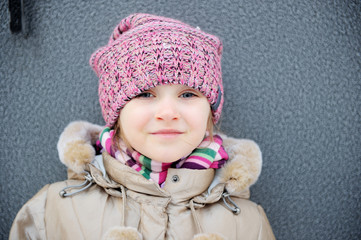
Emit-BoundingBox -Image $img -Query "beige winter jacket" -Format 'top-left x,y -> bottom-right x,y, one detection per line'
10,121 -> 275,240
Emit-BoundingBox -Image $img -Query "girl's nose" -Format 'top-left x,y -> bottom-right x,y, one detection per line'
155,99 -> 180,121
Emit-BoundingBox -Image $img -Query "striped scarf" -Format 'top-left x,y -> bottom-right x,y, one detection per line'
97,127 -> 229,185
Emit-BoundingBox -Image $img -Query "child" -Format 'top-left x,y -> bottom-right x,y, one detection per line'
10,13 -> 275,240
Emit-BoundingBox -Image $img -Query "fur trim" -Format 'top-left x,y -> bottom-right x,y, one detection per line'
219,134 -> 262,194
193,233 -> 226,240
102,226 -> 142,240
57,121 -> 103,173
57,121 -> 262,192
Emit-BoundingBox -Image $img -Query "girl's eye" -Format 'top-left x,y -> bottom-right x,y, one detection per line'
135,92 -> 154,98
180,92 -> 197,98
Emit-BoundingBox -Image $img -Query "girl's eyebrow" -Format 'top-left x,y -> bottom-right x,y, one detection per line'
179,86 -> 197,91
182,87 -> 201,94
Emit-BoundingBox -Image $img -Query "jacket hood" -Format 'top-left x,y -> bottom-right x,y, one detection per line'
57,121 -> 262,196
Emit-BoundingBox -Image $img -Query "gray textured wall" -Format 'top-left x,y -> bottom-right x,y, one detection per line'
1,1 -> 360,239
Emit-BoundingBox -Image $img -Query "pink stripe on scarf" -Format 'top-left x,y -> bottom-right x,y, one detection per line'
105,138 -> 113,155
186,156 -> 212,168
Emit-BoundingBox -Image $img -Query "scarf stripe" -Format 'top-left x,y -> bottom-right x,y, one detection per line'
183,157 -> 211,169
98,128 -> 229,185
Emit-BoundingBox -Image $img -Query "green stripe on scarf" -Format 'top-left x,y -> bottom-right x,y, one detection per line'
190,148 -> 217,159
100,127 -> 110,142
139,155 -> 152,169
140,165 -> 151,179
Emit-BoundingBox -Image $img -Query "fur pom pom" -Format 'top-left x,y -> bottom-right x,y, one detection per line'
103,226 -> 142,240
57,121 -> 103,173
193,233 -> 226,240
220,137 -> 262,194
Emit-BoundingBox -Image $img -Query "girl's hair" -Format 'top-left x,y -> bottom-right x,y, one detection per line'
112,117 -> 131,150
112,110 -> 215,152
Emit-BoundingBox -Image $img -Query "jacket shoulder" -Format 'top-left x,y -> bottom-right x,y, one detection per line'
233,199 -> 275,239
225,198 -> 275,239
256,204 -> 276,240
9,184 -> 50,240
199,199 -> 275,239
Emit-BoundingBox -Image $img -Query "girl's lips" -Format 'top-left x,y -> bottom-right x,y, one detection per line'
151,129 -> 183,134
151,129 -> 184,138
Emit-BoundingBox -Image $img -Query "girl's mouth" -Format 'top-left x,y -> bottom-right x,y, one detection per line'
151,129 -> 184,138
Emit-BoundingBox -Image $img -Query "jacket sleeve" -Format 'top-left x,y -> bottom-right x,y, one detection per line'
257,205 -> 276,240
9,184 -> 49,240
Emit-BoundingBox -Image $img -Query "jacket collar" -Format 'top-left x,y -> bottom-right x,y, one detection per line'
58,121 -> 263,198
99,152 -> 217,202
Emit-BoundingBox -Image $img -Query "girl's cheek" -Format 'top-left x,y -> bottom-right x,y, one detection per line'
187,102 -> 210,118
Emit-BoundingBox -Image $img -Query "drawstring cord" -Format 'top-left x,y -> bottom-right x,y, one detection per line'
189,200 -> 203,234
59,171 -> 94,197
58,165 -> 129,229
222,191 -> 240,215
189,191 -> 240,235
120,185 -> 126,226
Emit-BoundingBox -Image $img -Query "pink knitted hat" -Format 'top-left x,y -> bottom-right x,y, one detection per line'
90,13 -> 224,127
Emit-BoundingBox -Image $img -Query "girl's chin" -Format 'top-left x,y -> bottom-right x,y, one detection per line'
152,159 -> 178,164
150,155 -> 181,163
146,151 -> 193,163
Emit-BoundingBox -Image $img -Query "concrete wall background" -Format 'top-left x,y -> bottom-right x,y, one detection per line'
1,1 -> 360,239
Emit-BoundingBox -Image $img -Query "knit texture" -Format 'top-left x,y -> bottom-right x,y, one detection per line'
90,13 -> 223,127
98,127 -> 228,185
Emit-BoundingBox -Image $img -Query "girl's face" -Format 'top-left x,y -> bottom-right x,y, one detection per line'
118,84 -> 211,163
